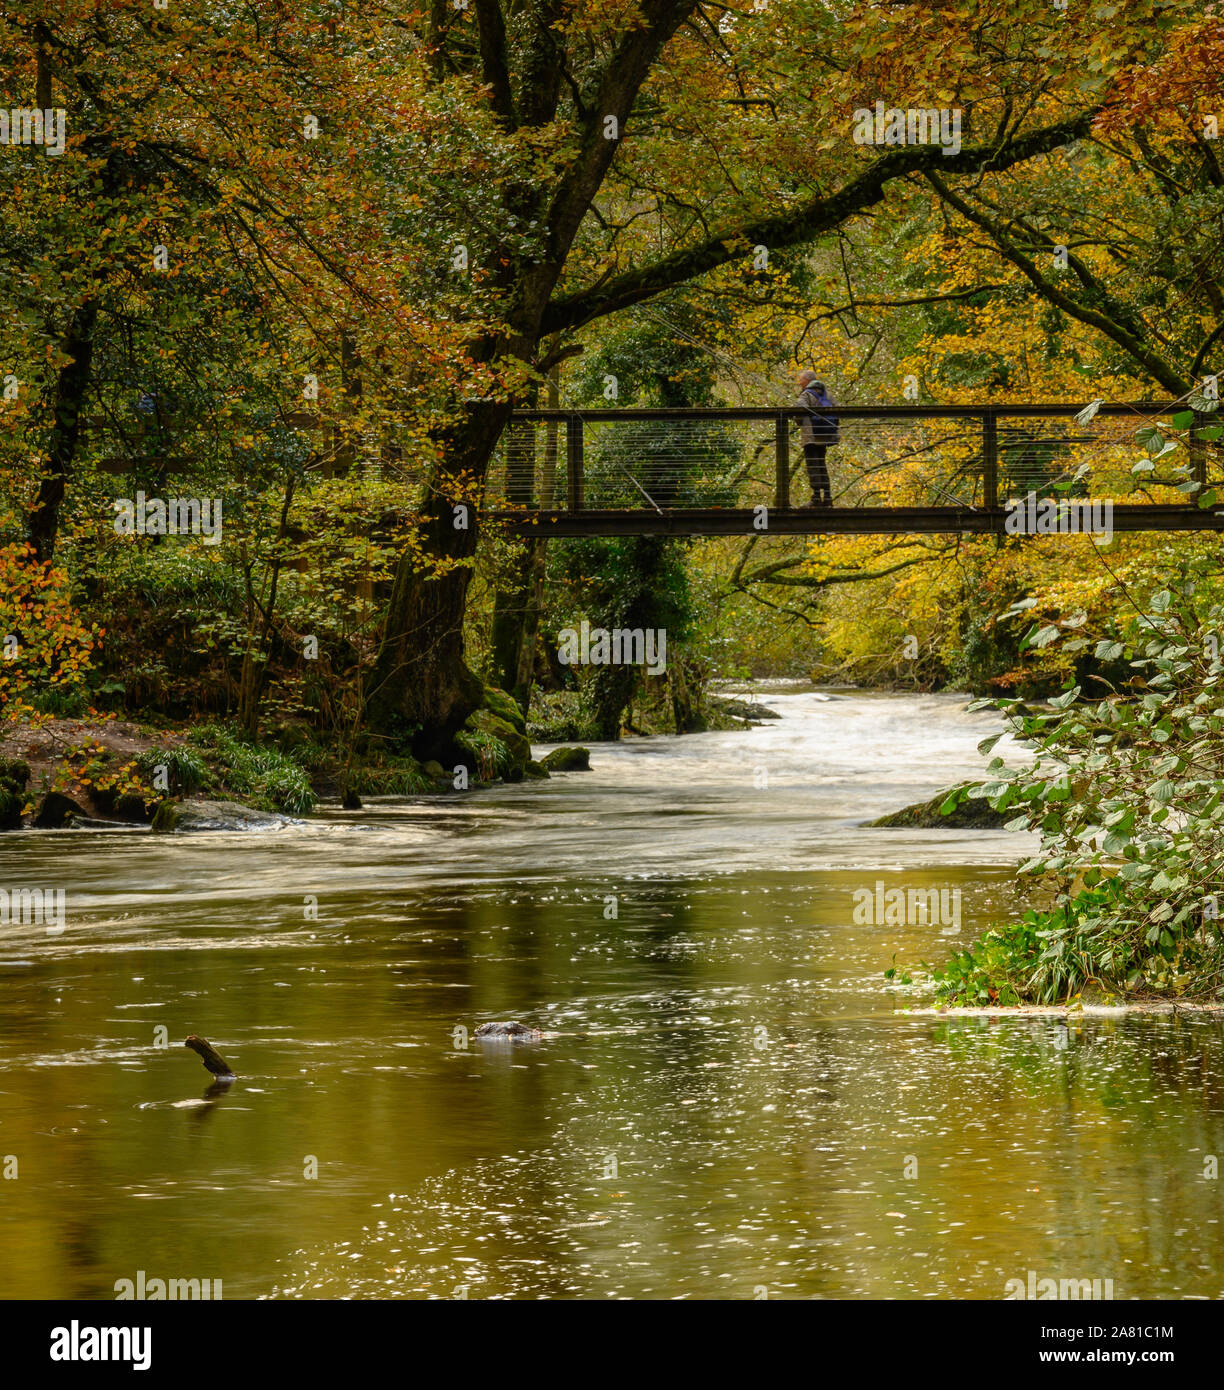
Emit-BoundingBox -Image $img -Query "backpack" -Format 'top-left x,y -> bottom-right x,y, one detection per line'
801,389 -> 840,446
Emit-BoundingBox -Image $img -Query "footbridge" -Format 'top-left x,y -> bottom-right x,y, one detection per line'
484,402 -> 1221,536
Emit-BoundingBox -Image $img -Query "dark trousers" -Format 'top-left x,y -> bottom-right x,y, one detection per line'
804,443 -> 831,506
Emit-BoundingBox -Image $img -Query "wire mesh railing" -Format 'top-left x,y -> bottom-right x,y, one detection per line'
486,403 -> 1202,516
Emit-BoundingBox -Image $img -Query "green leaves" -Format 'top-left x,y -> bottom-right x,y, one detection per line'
1026,623 -> 1063,650
1049,686 -> 1082,709
928,585 -> 1224,1005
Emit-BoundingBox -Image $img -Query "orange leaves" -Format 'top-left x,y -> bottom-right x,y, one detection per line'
0,546 -> 100,719
1094,14 -> 1224,135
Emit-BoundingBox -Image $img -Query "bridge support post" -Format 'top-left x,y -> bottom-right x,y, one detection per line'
775,412 -> 790,510
1192,409 -> 1208,495
567,414 -> 584,511
982,409 -> 999,519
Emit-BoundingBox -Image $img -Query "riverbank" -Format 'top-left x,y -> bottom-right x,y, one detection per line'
0,704 -> 589,828
0,717 -> 320,825
909,1001 -> 1224,1016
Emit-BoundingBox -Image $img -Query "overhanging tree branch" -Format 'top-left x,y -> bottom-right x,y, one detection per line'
542,0 -> 699,273
541,112 -> 1099,336
925,168 -> 1192,396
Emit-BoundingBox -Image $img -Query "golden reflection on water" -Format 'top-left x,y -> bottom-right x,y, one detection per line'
3,869 -> 1224,1300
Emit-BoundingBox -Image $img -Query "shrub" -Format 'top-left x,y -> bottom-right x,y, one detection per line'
929,586 -> 1224,1004
137,745 -> 212,794
187,723 -> 315,814
455,727 -> 511,781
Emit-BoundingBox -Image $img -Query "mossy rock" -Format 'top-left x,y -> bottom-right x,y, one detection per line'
33,791 -> 92,829
869,783 -> 1011,829
0,759 -> 30,830
541,745 -> 591,772
460,708 -> 530,783
347,755 -> 432,795
0,757 -> 31,790
481,684 -> 527,736
525,760 -> 550,780
710,697 -> 780,722
0,785 -> 23,831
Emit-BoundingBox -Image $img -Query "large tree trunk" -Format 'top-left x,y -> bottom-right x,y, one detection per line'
365,398 -> 513,759
362,0 -> 701,756
27,299 -> 98,564
513,537 -> 548,712
591,662 -> 637,740
489,388 -> 538,706
490,535 -> 550,718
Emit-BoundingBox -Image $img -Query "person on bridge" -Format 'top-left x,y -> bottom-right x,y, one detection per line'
797,371 -> 839,507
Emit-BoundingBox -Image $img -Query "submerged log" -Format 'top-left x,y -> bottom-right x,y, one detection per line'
185,1034 -> 235,1077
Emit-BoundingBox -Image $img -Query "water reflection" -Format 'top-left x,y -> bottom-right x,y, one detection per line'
0,693 -> 1220,1299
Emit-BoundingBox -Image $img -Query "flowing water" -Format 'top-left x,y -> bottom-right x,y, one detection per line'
3,689 -> 1224,1300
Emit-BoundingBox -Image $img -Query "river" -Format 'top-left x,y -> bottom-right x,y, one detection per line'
2,689 -> 1223,1300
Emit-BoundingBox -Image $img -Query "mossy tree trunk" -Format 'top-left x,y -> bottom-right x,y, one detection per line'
27,299 -> 99,565
365,396 -> 511,761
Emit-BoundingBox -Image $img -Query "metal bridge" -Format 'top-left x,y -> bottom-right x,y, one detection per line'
485,402 -> 1221,536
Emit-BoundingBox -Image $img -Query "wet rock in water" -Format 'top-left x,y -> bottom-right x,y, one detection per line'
474,1020 -> 543,1041
541,745 -> 591,772
525,760 -> 550,779
341,790 -> 363,810
32,791 -> 92,829
151,798 -> 295,833
869,783 -> 1012,829
710,697 -> 781,722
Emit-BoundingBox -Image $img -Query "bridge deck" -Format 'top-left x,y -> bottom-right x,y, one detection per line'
484,402 -> 1219,536
487,503 -> 1224,537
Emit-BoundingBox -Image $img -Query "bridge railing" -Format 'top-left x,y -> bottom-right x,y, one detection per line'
487,403 -> 1201,515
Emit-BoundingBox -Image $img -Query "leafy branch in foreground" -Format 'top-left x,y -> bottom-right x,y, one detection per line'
931,585 -> 1224,1005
